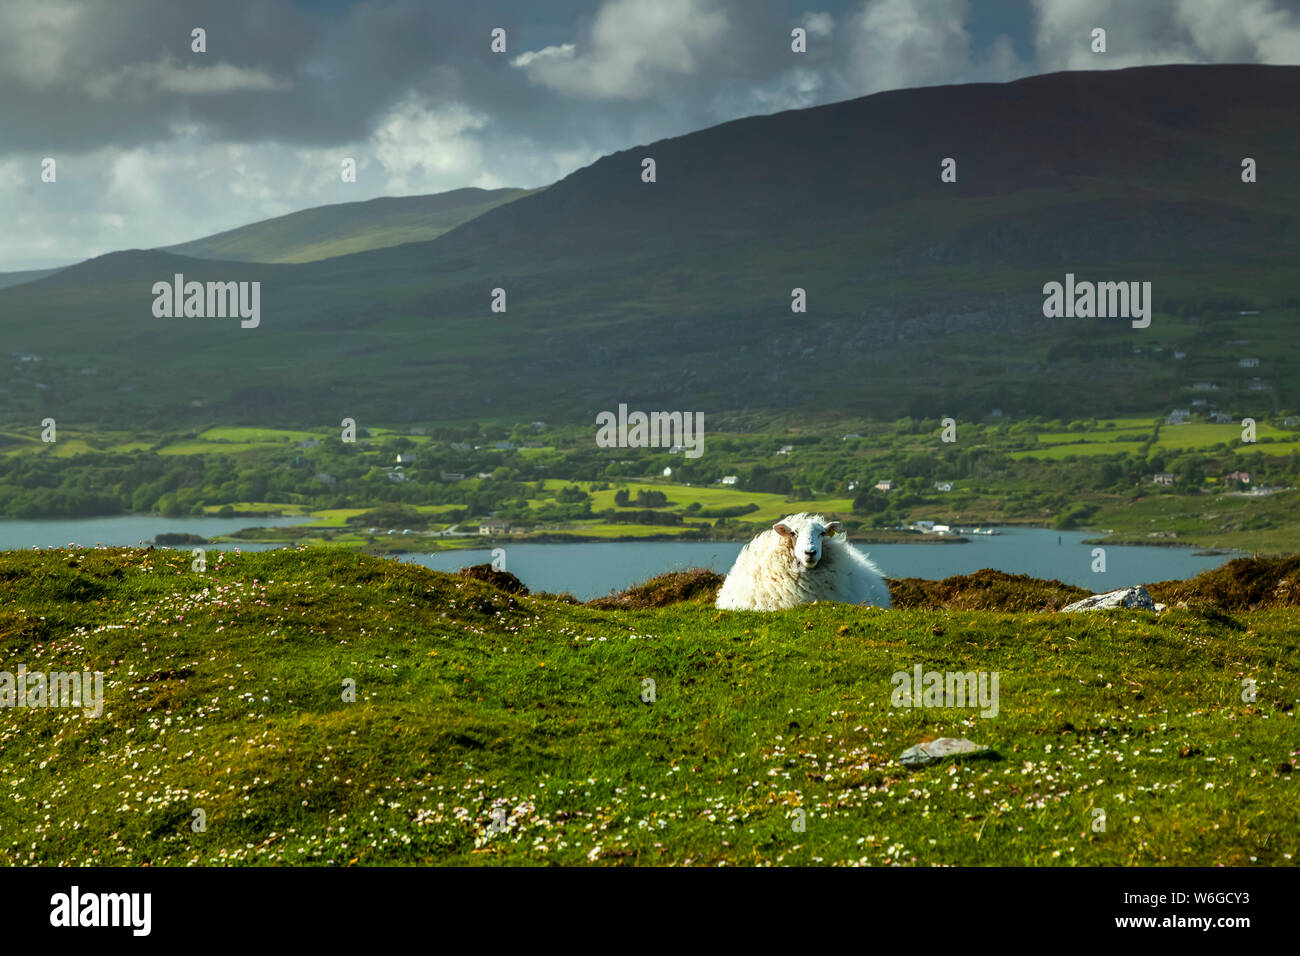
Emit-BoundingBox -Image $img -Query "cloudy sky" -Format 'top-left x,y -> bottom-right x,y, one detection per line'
2,0 -> 1299,270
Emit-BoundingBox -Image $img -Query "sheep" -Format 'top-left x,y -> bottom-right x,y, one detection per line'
715,512 -> 892,611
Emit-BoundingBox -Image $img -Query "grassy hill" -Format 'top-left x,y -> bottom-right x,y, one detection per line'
0,546 -> 1295,865
1,65 -> 1298,427
0,267 -> 61,291
159,187 -> 534,263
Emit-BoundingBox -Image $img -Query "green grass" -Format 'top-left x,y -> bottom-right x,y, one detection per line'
541,479 -> 853,522
198,427 -> 323,443
0,547 -> 1294,866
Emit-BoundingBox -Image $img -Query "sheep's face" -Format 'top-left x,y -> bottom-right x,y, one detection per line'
775,519 -> 841,570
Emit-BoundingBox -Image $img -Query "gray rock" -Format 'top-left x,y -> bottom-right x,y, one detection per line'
899,737 -> 988,768
1061,585 -> 1157,613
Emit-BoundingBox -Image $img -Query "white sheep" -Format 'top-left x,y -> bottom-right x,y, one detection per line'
715,512 -> 892,611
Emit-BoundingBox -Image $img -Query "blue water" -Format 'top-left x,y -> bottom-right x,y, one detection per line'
0,519 -> 1238,601
399,528 -> 1239,601
0,514 -> 310,551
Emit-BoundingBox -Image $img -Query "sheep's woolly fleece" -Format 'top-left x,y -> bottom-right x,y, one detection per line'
715,512 -> 892,611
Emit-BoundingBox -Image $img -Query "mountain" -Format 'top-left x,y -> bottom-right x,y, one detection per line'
0,267 -> 62,291
159,187 -> 534,263
2,64 -> 1297,429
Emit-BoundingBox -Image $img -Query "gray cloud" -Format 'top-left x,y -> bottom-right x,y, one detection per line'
1,0 -> 1296,269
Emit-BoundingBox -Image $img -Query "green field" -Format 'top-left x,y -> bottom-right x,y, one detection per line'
0,547 -> 1294,866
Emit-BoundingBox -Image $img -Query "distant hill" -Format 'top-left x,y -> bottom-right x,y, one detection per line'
0,267 -> 62,291
159,187 -> 535,263
2,65 -> 1297,428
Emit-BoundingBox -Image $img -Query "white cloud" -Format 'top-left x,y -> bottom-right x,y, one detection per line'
803,12 -> 835,39
513,0 -> 731,100
85,56 -> 292,100
0,0 -> 83,89
1030,0 -> 1300,71
836,0 -> 982,95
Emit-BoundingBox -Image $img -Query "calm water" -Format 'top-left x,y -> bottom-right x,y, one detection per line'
0,519 -> 1238,601
0,514 -> 309,551
401,528 -> 1239,601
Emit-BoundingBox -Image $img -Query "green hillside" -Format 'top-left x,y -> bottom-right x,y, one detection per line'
160,187 -> 534,263
1,65 -> 1298,428
0,267 -> 60,291
0,547 -> 1294,866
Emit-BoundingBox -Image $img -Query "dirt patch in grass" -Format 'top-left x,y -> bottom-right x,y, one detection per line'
1148,555 -> 1300,610
589,568 -> 724,609
888,569 -> 1090,612
457,563 -> 530,595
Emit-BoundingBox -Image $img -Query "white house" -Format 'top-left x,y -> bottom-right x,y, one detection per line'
395,453 -> 417,465
934,481 -> 954,492
1239,358 -> 1260,368
720,475 -> 738,486
874,480 -> 894,492
479,522 -> 508,535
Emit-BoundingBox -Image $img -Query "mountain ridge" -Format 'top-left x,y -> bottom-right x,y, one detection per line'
2,64 -> 1297,427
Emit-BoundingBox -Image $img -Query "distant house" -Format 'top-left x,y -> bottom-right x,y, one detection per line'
298,439 -> 321,448
1166,409 -> 1191,425
1285,417 -> 1300,427
409,427 -> 426,435
1192,382 -> 1218,391
1191,399 -> 1207,407
934,481 -> 954,492
846,481 -> 858,491
874,480 -> 894,492
494,441 -> 516,450
1225,471 -> 1252,484
1239,358 -> 1260,368
776,445 -> 793,455
386,471 -> 407,483
990,409 -> 1003,418
913,520 -> 935,531
719,475 -> 738,486
395,453 -> 417,465
1173,351 -> 1186,359
669,444 -> 686,454
662,467 -> 673,477
440,472 -> 465,482
1211,411 -> 1233,424
843,433 -> 862,440
450,442 -> 471,451
932,524 -> 951,534
477,472 -> 494,479
478,522 -> 508,535
1249,378 -> 1267,391
1153,472 -> 1177,486
312,473 -> 336,485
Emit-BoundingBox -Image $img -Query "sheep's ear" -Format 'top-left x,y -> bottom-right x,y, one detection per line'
773,522 -> 793,539
824,521 -> 841,537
